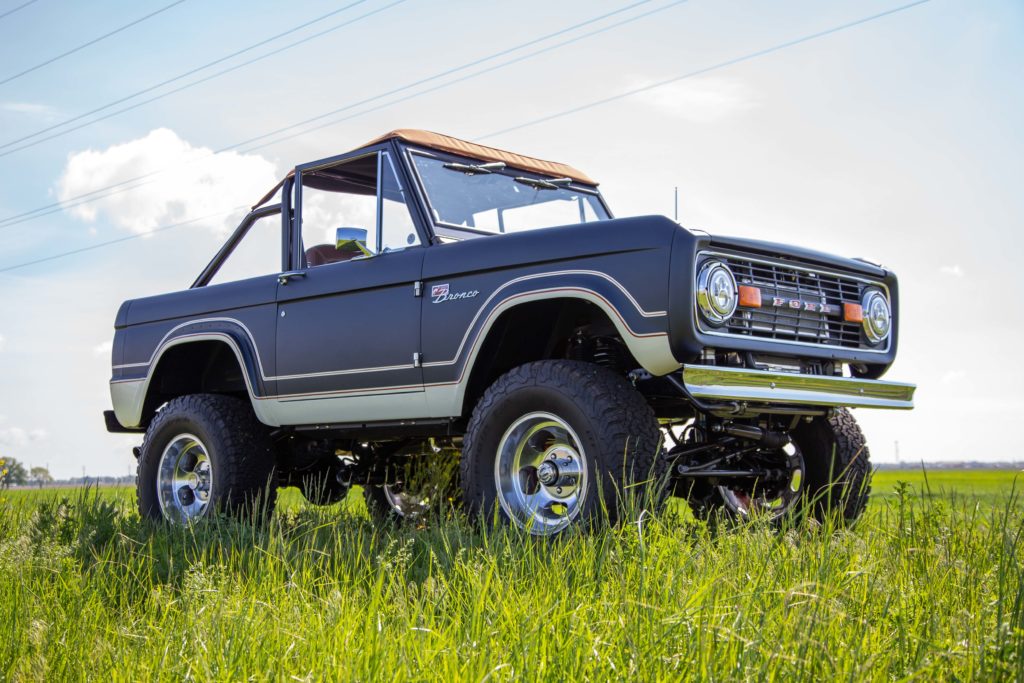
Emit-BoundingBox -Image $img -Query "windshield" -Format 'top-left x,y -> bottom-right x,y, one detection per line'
410,152 -> 610,235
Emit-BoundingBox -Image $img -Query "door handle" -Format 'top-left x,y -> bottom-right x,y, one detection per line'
278,270 -> 306,285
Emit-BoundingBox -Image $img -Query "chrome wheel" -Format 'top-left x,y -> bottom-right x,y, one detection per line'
495,412 -> 588,536
157,434 -> 213,523
718,441 -> 804,520
367,445 -> 461,521
379,484 -> 432,519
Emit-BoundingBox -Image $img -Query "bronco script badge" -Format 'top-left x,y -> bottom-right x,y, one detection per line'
431,283 -> 480,304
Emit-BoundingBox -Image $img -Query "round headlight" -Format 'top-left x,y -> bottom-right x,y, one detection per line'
861,289 -> 892,344
697,260 -> 738,325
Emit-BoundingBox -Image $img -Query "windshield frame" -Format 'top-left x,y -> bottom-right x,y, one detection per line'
401,145 -> 612,241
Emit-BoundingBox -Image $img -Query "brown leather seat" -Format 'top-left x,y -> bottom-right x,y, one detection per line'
305,244 -> 357,267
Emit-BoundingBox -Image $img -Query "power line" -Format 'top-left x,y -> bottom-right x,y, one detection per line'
0,0 -> 666,229
0,0 -> 395,157
0,1 -> 680,268
0,178 -> 154,229
0,0 -> 373,151
0,0 -> 187,87
476,0 -> 933,141
0,208 -> 243,274
0,0 -> 933,274
0,0 -> 40,22
234,0 -> 686,154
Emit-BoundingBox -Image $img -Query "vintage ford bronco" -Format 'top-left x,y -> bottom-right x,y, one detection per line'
105,129 -> 915,534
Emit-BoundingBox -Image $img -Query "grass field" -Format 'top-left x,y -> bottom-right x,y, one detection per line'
1,468 -> 1022,681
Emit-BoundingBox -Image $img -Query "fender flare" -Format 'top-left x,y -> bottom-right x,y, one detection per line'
427,274 -> 681,415
110,322 -> 273,428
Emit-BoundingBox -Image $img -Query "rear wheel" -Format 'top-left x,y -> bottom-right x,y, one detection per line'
461,360 -> 663,536
136,394 -> 277,523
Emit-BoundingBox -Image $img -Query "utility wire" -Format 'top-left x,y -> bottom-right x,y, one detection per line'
0,0 -> 664,228
235,0 -> 683,153
0,0 -> 393,157
0,208 -> 244,273
0,0 -> 933,273
0,0 -> 39,22
0,1 -> 373,152
477,0 -> 933,141
0,0 -> 187,86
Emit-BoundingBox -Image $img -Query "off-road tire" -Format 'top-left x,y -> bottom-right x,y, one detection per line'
791,408 -> 872,524
136,394 -> 277,522
296,467 -> 350,506
363,486 -> 401,523
461,360 -> 663,533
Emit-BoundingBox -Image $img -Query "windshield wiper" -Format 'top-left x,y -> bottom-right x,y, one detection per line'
514,176 -> 572,191
442,161 -> 506,175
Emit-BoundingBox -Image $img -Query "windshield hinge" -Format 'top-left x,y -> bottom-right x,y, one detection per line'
413,281 -> 423,297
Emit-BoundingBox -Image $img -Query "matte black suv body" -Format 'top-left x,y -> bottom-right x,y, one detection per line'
107,130 -> 914,532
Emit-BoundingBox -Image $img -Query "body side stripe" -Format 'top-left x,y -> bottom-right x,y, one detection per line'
114,270 -> 668,382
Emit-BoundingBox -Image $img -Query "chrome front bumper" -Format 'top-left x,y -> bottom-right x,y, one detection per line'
682,364 -> 916,410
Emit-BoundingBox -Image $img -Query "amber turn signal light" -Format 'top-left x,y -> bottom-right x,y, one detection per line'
738,285 -> 761,308
844,302 -> 864,322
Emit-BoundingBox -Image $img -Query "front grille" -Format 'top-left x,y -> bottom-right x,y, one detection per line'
706,253 -> 881,351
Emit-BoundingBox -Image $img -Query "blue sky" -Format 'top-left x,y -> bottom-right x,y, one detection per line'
0,0 -> 1020,477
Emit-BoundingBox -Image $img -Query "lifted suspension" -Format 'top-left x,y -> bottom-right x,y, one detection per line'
663,421 -> 795,483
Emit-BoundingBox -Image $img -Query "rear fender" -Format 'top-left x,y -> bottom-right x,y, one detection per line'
110,321 -> 272,428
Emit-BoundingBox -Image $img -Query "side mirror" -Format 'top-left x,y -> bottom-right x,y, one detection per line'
335,227 -> 371,257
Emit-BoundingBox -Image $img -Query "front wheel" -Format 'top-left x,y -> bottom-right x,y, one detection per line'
713,441 -> 806,522
690,409 -> 871,525
460,360 -> 663,536
136,394 -> 277,523
791,408 -> 872,523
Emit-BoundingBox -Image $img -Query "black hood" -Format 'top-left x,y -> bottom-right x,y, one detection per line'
706,233 -> 888,278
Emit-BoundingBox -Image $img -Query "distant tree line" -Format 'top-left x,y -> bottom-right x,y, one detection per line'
0,457 -> 52,488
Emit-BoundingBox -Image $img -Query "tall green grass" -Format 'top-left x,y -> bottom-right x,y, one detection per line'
0,471 -> 1021,681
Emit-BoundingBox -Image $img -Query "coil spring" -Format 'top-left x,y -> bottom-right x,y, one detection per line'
591,337 -> 623,371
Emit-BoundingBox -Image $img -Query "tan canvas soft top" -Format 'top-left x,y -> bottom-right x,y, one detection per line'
365,129 -> 597,185
252,130 -> 596,209
251,169 -> 294,210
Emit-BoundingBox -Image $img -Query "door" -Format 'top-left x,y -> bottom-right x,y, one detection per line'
272,149 -> 427,425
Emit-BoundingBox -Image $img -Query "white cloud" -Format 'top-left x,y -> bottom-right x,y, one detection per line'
92,340 -> 113,357
941,370 -> 966,384
0,427 -> 47,448
0,333 -> 5,351
940,264 -> 965,277
57,128 -> 279,236
632,76 -> 759,122
1,101 -> 58,118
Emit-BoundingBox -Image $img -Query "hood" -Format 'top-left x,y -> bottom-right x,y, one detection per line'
707,233 -> 888,278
